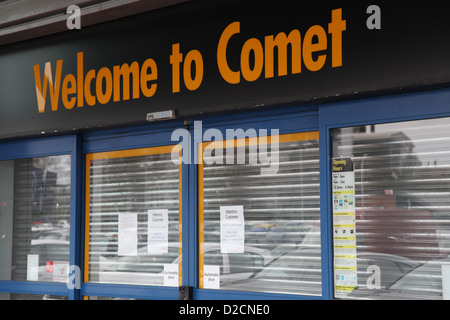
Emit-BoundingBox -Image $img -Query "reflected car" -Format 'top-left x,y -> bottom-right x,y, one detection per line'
222,248 -> 322,296
98,244 -> 179,286
292,207 -> 441,262
98,243 -> 274,286
200,243 -> 274,286
222,249 -> 419,296
348,257 -> 450,300
31,228 -> 70,243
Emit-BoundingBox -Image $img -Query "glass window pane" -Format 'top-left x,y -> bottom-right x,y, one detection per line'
85,147 -> 181,287
199,132 -> 321,296
332,119 -> 450,299
0,155 -> 71,283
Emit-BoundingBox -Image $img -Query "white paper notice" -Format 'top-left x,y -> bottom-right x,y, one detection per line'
332,158 -> 357,298
442,264 -> 450,300
220,205 -> 245,253
118,213 -> 138,256
164,264 -> 179,287
27,254 -> 39,281
148,209 -> 169,254
53,261 -> 69,283
203,265 -> 220,289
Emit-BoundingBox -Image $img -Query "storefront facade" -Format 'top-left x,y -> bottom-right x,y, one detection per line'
1,0 -> 450,300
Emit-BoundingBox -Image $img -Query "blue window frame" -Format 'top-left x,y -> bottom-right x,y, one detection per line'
0,134 -> 81,300
190,106 -> 321,300
80,106 -> 322,300
2,87 -> 449,300
319,87 -> 450,300
81,120 -> 186,300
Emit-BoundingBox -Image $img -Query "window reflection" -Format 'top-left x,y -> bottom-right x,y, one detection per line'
0,155 -> 71,283
200,133 -> 322,296
333,119 -> 450,299
86,148 -> 181,287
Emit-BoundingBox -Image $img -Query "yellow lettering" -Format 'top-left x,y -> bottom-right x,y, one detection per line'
183,50 -> 204,91
303,25 -> 327,72
328,8 -> 346,67
96,67 -> 113,104
241,38 -> 264,82
113,62 -> 140,101
84,69 -> 96,106
33,64 -> 47,113
170,43 -> 183,93
265,30 -> 301,78
140,58 -> 158,97
217,21 -> 241,84
34,51 -> 162,113
33,59 -> 63,113
217,9 -> 345,84
33,9 -> 346,114
77,52 -> 84,107
62,73 -> 76,109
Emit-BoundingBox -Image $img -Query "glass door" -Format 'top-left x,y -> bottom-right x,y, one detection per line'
0,135 -> 79,300
84,145 -> 182,293
198,131 -> 321,297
